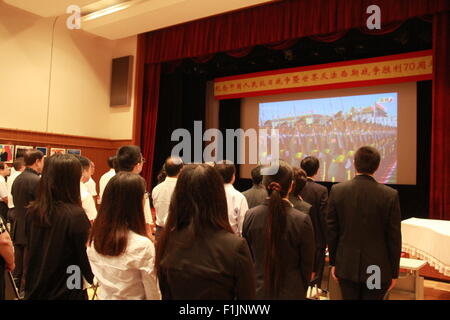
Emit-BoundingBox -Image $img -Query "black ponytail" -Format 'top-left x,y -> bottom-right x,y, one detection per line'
262,161 -> 293,298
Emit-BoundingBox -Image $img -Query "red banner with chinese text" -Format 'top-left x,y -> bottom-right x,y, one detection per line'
214,50 -> 432,100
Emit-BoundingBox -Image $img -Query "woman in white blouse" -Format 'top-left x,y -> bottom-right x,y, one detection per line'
87,172 -> 160,300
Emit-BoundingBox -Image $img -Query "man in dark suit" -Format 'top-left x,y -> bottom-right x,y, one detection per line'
326,146 -> 401,300
242,165 -> 268,209
300,156 -> 328,288
10,149 -> 44,296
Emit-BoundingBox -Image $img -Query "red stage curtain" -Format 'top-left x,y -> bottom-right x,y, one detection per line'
140,63 -> 161,185
139,0 -> 450,198
144,0 -> 449,63
430,11 -> 450,220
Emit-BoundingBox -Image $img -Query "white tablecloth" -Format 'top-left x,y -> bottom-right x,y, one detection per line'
401,217 -> 450,277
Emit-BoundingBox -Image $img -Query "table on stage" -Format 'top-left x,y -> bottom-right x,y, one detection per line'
401,217 -> 450,277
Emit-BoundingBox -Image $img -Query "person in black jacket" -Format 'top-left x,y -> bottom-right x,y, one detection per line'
326,146 -> 401,300
300,156 -> 328,289
243,160 -> 315,299
155,164 -> 255,300
10,149 -> 44,295
24,154 -> 94,300
243,165 -> 268,209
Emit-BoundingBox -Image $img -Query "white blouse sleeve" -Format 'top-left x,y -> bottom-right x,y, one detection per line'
139,240 -> 161,300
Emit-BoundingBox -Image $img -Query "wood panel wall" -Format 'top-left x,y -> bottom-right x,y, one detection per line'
0,127 -> 132,190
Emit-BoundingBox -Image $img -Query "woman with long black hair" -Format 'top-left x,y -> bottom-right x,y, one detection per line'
243,160 -> 315,299
25,154 -> 94,300
155,164 -> 255,300
87,172 -> 160,300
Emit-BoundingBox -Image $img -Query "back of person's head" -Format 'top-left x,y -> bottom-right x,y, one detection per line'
164,157 -> 184,177
89,172 -> 147,256
74,155 -> 92,182
29,154 -> 82,226
107,156 -> 116,169
74,155 -> 90,171
214,160 -> 236,184
0,161 -> 6,175
116,145 -> 142,173
24,149 -> 44,167
291,167 -> 308,197
300,156 -> 320,177
157,165 -> 167,185
13,157 -> 25,171
155,164 -> 232,273
261,160 -> 293,298
354,146 -> 380,175
250,165 -> 263,185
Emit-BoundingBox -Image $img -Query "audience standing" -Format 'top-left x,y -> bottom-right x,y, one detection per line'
156,164 -> 256,299
243,160 -> 315,299
326,146 -> 401,300
6,158 -> 25,217
0,162 -> 10,223
0,217 -> 15,300
214,161 -> 249,236
116,145 -> 154,235
75,155 -> 97,223
85,160 -> 97,198
300,156 -> 328,289
88,172 -> 160,300
11,149 -> 44,295
25,154 -> 94,299
288,167 -> 312,215
243,165 -> 268,209
98,156 -> 117,203
152,157 -> 183,240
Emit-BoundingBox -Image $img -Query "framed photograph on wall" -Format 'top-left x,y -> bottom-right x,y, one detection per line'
15,145 -> 33,159
50,148 -> 66,156
36,147 -> 48,157
67,149 -> 81,156
0,144 -> 15,163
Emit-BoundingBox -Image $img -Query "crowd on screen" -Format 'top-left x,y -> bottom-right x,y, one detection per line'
0,144 -> 401,300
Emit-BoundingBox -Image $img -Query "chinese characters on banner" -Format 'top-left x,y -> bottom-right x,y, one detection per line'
214,51 -> 432,99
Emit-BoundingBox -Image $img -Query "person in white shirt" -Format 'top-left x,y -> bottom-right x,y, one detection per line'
98,156 -> 116,204
152,157 -> 183,239
85,160 -> 97,198
6,158 -> 25,210
75,155 -> 97,222
0,161 -> 11,223
214,161 -> 249,236
87,172 -> 160,300
116,145 -> 154,237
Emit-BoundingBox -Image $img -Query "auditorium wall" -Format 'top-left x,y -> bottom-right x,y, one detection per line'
0,1 -> 136,141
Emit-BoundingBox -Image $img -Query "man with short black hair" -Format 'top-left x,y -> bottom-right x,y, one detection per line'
214,161 -> 249,236
116,145 -> 154,235
327,146 -> 401,300
152,157 -> 184,239
300,156 -> 328,289
74,155 -> 97,223
242,165 -> 268,209
6,158 -> 25,223
11,149 -> 44,295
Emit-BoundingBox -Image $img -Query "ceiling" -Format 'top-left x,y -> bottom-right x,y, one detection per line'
3,0 -> 276,39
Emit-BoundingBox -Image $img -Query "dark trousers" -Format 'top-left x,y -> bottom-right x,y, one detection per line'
12,244 -> 27,296
339,278 -> 388,300
313,247 -> 326,288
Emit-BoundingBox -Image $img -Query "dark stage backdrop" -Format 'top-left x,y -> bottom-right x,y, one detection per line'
137,0 -> 450,219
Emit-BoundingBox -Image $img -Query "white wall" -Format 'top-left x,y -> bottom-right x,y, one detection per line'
0,1 -> 136,140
